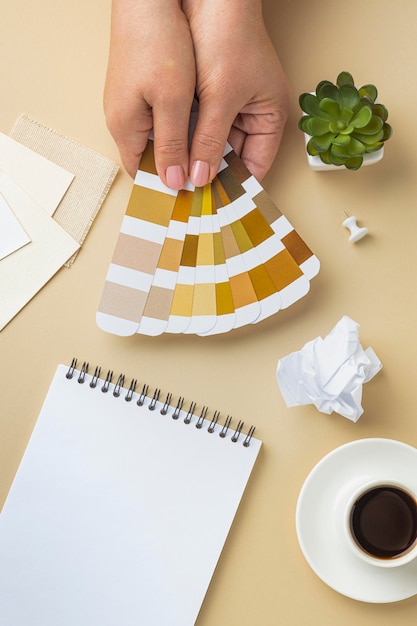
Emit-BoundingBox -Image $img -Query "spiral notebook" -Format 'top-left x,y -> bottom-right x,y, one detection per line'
0,360 -> 261,626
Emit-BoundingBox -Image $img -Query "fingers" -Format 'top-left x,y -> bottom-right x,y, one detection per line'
239,131 -> 283,182
152,89 -> 195,189
106,87 -> 194,189
189,98 -> 234,186
234,105 -> 290,181
104,0 -> 196,188
189,96 -> 290,185
185,6 -> 290,185
104,97 -> 152,179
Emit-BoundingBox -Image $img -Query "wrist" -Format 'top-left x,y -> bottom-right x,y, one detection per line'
111,0 -> 183,27
183,0 -> 263,20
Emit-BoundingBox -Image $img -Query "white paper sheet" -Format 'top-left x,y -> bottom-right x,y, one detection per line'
0,174 -> 79,330
0,192 -> 31,260
0,132 -> 74,215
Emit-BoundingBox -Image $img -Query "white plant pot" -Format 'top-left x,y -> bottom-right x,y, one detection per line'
304,136 -> 384,171
302,92 -> 384,171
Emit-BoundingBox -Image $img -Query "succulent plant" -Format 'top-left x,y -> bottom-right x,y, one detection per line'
299,71 -> 392,170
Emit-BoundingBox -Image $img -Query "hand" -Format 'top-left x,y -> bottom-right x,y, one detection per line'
183,0 -> 291,185
104,0 -> 196,189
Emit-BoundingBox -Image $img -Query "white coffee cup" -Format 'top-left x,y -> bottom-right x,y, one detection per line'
344,479 -> 417,568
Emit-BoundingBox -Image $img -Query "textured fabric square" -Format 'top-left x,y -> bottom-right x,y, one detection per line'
10,115 -> 119,265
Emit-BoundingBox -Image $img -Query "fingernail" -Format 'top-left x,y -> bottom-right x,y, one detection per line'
166,165 -> 185,190
190,160 -> 210,187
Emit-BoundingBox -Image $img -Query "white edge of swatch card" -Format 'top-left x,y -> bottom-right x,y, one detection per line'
300,255 -> 321,280
136,316 -> 167,336
120,216 -> 167,244
96,311 -> 137,336
165,315 -> 192,334
256,236 -> 285,262
133,170 -> 178,195
151,268 -> 178,290
232,302 -> 261,329
277,276 -> 311,311
198,313 -> 237,336
270,215 -> 295,238
184,314 -> 217,335
241,176 -> 263,196
105,264 -> 154,292
251,292 -> 283,324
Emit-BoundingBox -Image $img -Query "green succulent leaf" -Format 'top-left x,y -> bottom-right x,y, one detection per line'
338,84 -> 360,110
350,105 -> 372,129
328,150 -> 348,166
345,156 -> 363,170
329,121 -> 353,134
358,115 -> 383,135
382,123 -> 393,141
330,143 -> 349,158
319,97 -> 340,119
306,138 -> 320,156
319,151 -> 333,165
332,133 -> 352,147
316,80 -> 339,101
336,71 -> 354,87
346,137 -> 366,156
372,103 -> 388,121
353,130 -> 384,145
299,116 -> 330,136
299,93 -> 333,120
339,124 -> 355,135
358,84 -> 378,102
340,107 -> 354,124
311,132 -> 337,152
364,142 -> 384,153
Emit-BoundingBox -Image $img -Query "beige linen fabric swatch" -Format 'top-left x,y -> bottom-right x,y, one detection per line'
10,115 -> 119,265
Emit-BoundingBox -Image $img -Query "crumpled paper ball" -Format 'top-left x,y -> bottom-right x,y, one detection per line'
276,316 -> 382,422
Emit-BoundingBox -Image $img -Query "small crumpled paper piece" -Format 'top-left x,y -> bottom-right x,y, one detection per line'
276,316 -> 382,422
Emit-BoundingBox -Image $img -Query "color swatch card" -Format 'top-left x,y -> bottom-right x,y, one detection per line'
97,139 -> 320,336
0,360 -> 261,626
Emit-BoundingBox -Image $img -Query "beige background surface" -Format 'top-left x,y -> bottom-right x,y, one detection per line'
1,1 -> 417,624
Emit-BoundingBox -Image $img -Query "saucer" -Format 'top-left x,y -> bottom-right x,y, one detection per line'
296,438 -> 417,603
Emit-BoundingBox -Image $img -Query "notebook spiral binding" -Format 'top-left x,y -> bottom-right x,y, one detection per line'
66,358 -> 256,447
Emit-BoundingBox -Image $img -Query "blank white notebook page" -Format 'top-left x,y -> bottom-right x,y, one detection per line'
0,363 -> 261,626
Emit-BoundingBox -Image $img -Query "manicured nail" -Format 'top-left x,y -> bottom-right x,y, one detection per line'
166,165 -> 185,190
190,160 -> 210,187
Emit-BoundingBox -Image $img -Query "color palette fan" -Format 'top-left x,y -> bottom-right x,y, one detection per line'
97,139 -> 319,336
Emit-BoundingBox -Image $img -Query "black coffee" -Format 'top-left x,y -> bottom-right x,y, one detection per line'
350,485 -> 417,559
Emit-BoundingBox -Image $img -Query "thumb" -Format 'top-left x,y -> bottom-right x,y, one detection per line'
189,98 -> 234,187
